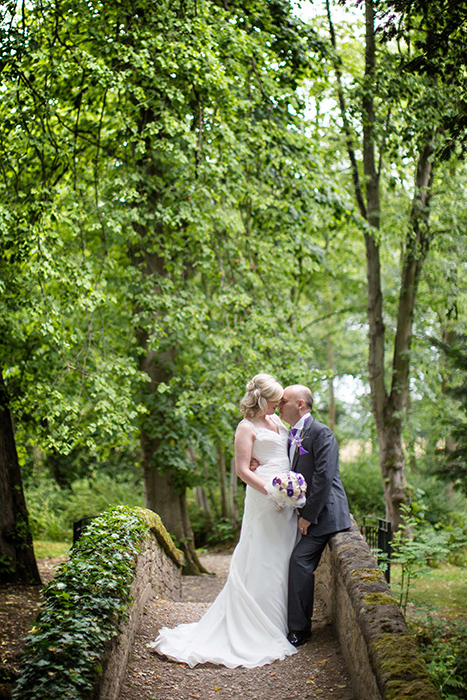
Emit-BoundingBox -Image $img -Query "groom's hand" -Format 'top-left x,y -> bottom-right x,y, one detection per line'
298,517 -> 311,536
249,457 -> 260,471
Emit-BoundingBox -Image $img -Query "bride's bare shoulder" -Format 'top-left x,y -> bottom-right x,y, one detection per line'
236,418 -> 252,431
235,418 -> 256,445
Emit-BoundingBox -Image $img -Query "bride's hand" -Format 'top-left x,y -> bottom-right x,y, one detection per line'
249,457 -> 260,471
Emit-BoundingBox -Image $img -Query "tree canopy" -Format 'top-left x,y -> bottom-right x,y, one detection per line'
1,0 -> 467,580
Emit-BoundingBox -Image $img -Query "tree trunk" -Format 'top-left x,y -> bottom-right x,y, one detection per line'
128,216 -> 207,573
194,486 -> 212,516
229,458 -> 239,524
217,443 -> 231,519
0,368 -> 41,585
329,0 -> 435,530
327,336 -> 336,433
360,0 -> 410,527
138,336 -> 208,575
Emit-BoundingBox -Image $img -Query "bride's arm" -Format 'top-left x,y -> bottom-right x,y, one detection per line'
234,422 -> 268,495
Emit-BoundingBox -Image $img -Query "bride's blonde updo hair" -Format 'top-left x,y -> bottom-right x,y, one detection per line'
240,373 -> 283,419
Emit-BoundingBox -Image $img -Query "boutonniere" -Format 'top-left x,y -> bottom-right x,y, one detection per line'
291,433 -> 308,456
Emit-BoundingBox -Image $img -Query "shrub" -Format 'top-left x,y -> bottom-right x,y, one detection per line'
25,474 -> 144,542
206,517 -> 238,547
340,454 -> 385,517
411,613 -> 467,700
407,469 -> 467,531
186,489 -> 241,549
25,478 -> 70,541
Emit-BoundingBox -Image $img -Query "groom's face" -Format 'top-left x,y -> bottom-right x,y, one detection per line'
279,387 -> 301,426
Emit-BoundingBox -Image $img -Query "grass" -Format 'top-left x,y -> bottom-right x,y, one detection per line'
390,562 -> 467,618
33,540 -> 71,559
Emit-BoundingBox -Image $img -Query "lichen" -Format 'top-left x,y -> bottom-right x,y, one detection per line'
135,507 -> 184,567
364,592 -> 398,606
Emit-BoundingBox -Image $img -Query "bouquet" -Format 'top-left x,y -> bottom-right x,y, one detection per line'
265,471 -> 307,510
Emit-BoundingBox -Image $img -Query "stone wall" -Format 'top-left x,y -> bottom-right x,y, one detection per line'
95,509 -> 183,700
315,520 -> 442,700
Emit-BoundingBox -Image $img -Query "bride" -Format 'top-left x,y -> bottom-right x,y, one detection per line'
150,373 -> 299,668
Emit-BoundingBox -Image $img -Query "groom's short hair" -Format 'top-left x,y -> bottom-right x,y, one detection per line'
300,387 -> 313,411
289,384 -> 313,412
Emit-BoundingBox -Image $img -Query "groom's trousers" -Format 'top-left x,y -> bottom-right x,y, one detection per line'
287,531 -> 331,633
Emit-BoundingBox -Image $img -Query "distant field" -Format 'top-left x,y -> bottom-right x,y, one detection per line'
34,540 -> 71,559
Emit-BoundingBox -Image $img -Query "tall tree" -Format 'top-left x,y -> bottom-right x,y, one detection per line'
323,0 -> 455,528
0,0 -> 331,574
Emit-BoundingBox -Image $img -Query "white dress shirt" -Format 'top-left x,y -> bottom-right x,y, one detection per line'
288,412 -> 311,463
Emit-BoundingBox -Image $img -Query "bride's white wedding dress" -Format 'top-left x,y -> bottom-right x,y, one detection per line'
150,416 -> 299,668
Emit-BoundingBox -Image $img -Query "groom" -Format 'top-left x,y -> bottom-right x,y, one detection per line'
279,384 -> 351,647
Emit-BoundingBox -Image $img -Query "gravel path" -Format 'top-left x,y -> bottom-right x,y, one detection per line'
118,554 -> 356,700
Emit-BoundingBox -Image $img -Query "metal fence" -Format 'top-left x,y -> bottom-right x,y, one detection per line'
360,516 -> 392,583
72,516 -> 96,545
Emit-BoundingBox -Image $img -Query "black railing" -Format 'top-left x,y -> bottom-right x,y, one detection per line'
360,516 -> 392,583
72,516 -> 96,545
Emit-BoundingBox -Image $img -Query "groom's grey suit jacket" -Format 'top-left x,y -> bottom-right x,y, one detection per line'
292,416 -> 351,536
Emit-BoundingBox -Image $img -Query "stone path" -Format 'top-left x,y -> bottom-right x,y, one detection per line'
118,554 -> 356,700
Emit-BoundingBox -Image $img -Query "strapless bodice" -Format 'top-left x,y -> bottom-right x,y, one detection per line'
243,420 -> 290,478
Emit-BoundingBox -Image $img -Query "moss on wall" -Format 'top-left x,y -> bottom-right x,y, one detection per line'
364,592 -> 398,607
135,507 -> 184,567
385,679 -> 442,700
351,568 -> 386,583
372,633 -> 440,700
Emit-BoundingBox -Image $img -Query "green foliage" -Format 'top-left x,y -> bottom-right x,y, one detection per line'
187,491 -> 240,548
393,563 -> 467,615
380,0 -> 467,158
1,0 -> 467,576
406,473 -> 467,532
205,518 -> 238,547
12,506 -> 149,700
340,453 -> 385,517
432,332 -> 467,496
25,474 -> 144,541
411,613 -> 467,700
391,504 -> 467,614
0,0 -> 335,515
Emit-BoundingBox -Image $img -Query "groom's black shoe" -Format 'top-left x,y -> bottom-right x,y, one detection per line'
287,630 -> 311,647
